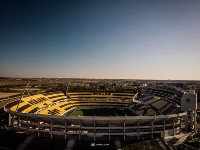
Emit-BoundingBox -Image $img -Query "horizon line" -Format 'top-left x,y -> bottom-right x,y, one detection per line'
0,76 -> 199,81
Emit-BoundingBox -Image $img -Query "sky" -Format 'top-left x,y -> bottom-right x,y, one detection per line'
0,0 -> 200,80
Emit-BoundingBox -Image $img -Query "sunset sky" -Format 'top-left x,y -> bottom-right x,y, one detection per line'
1,0 -> 200,80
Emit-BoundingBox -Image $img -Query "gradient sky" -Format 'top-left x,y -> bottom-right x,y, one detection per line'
1,0 -> 200,80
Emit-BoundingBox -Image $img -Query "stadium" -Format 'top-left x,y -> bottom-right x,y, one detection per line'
4,86 -> 197,141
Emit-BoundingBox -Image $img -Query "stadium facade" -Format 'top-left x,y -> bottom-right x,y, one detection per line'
4,86 -> 197,141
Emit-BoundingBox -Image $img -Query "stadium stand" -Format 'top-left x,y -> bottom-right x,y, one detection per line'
4,88 -> 189,140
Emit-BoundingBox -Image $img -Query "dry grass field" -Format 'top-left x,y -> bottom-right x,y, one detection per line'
10,88 -> 41,91
0,93 -> 20,98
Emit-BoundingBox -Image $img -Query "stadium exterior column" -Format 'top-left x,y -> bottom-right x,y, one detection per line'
163,120 -> 166,138
194,109 -> 197,134
38,119 -> 40,137
184,112 -> 188,132
11,114 -> 14,127
93,116 -> 96,141
173,119 -> 175,136
17,116 -> 20,133
137,122 -> 140,140
179,117 -> 182,132
10,114 -> 14,128
151,122 -> 154,138
26,117 -> 29,135
138,116 -> 141,140
109,116 -> 111,141
151,115 -> 156,138
65,121 -> 67,140
50,120 -> 53,139
78,116 -> 81,140
8,114 -> 11,126
123,116 -> 126,141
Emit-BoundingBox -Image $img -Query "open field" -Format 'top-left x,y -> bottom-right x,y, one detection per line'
10,88 -> 41,91
69,107 -> 134,116
0,92 -> 20,98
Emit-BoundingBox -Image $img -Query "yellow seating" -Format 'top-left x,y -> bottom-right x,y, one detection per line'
68,92 -> 136,99
47,92 -> 67,102
37,99 -> 129,116
9,92 -> 135,115
38,101 -> 71,115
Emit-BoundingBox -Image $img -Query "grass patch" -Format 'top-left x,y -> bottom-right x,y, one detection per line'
63,108 -> 76,116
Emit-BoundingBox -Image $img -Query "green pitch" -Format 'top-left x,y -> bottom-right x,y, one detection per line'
69,107 -> 133,116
